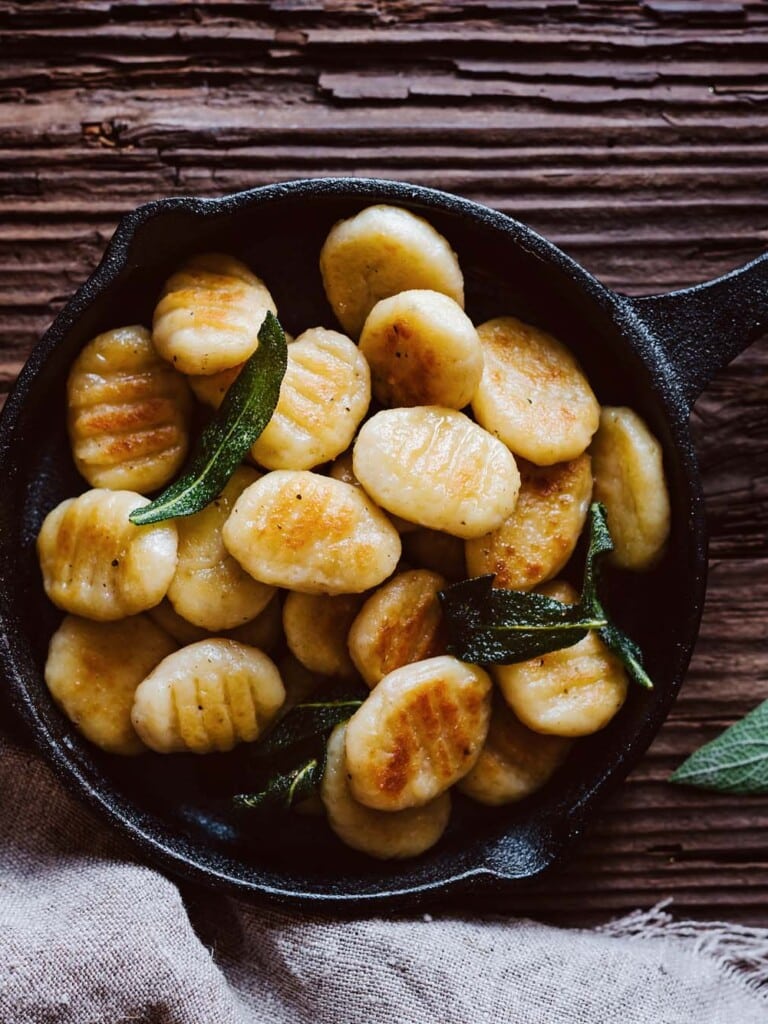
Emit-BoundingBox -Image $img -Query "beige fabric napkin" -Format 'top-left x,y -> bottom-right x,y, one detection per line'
1,734 -> 766,1024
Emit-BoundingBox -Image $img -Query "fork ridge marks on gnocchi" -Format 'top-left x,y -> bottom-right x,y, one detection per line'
67,325 -> 193,493
590,406 -> 671,571
344,656 -> 492,811
152,252 -> 277,375
353,407 -> 521,539
167,466 -> 275,631
131,640 -> 285,754
465,454 -> 593,591
320,204 -> 465,338
37,490 -> 178,621
223,471 -> 402,594
249,328 -> 371,471
45,615 -> 177,755
472,316 -> 600,466
348,569 -> 447,688
322,724 -> 452,860
359,289 -> 483,409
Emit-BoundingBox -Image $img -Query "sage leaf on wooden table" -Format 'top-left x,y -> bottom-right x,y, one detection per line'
130,310 -> 288,525
439,502 -> 653,690
669,700 -> 768,793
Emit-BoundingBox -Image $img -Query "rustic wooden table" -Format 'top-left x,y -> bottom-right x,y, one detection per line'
1,1 -> 766,925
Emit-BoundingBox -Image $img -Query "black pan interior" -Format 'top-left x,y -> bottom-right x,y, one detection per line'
0,182 -> 704,904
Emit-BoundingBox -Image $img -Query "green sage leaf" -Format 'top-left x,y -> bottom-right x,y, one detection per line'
234,749 -> 326,813
129,311 -> 287,525
256,698 -> 364,759
669,700 -> 768,794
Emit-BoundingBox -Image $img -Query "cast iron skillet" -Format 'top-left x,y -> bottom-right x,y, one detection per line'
0,179 -> 766,910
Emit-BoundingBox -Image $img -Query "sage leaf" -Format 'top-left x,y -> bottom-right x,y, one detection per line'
129,311 -> 287,525
669,700 -> 768,794
439,502 -> 653,690
256,697 -> 364,759
234,750 -> 326,813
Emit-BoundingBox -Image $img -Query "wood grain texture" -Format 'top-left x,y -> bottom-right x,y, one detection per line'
0,0 -> 766,923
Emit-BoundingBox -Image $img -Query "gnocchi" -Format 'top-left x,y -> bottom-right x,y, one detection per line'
328,450 -> 416,534
472,316 -> 600,465
465,454 -> 593,591
494,581 -> 628,737
320,204 -> 464,338
403,528 -> 467,581
167,466 -> 275,630
45,615 -> 176,755
283,591 -> 362,678
223,471 -> 401,595
37,489 -> 178,621
132,639 -> 285,754
67,325 -> 192,493
590,406 -> 671,570
353,407 -> 521,539
152,253 -> 276,375
250,328 -> 370,470
359,290 -> 483,409
348,569 -> 446,688
344,655 -> 492,810
322,724 -> 451,859
148,592 -> 283,652
458,699 -> 572,805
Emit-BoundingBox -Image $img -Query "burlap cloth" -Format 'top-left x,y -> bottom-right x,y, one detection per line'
1,733 -> 766,1024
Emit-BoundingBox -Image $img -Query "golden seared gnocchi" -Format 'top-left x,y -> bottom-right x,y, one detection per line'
353,407 -> 520,539
494,581 -> 628,737
45,615 -> 177,755
37,490 -> 178,621
223,471 -> 401,594
348,569 -> 446,688
328,451 -> 416,533
187,363 -> 242,410
152,253 -> 276,375
458,699 -> 572,805
322,724 -> 451,859
320,205 -> 464,338
166,466 -> 275,630
465,454 -> 593,591
67,325 -> 192,493
148,592 -> 283,652
131,640 -> 285,754
345,655 -> 492,810
249,328 -> 370,470
472,317 -> 600,465
403,528 -> 467,581
359,290 -> 483,409
591,406 -> 671,570
283,592 -> 362,678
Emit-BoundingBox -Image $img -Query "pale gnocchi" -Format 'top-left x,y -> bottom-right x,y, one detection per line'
132,639 -> 285,754
152,252 -> 276,375
67,325 -> 192,492
37,489 -> 178,621
353,407 -> 521,539
590,406 -> 671,570
320,204 -> 464,337
283,591 -> 362,678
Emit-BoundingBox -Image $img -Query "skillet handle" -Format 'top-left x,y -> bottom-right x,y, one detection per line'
624,250 -> 768,409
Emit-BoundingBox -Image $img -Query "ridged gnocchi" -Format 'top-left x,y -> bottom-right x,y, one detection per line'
37,490 -> 178,621
353,407 -> 520,539
152,253 -> 276,375
320,204 -> 464,337
167,466 -> 275,630
591,406 -> 671,570
465,454 -> 593,591
45,615 -> 177,755
458,699 -> 572,805
249,328 -> 370,470
322,724 -> 451,859
282,592 -> 362,678
494,581 -> 628,737
223,471 -> 401,595
472,317 -> 600,465
67,325 -> 192,493
359,290 -> 483,409
132,640 -> 285,754
345,655 -> 492,810
348,569 -> 446,688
